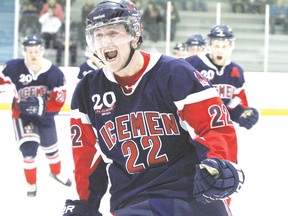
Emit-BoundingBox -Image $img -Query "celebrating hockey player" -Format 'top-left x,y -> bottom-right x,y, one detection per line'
63,1 -> 245,216
0,34 -> 72,197
185,24 -> 259,130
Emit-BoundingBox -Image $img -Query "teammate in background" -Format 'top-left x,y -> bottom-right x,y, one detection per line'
185,34 -> 207,56
185,25 -> 259,130
0,35 -> 72,197
63,1 -> 245,216
172,42 -> 187,58
77,47 -> 103,81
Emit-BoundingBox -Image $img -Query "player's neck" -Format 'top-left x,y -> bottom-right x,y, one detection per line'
115,50 -> 144,77
27,63 -> 42,74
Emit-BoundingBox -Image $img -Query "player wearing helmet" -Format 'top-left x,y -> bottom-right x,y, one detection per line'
63,2 -> 244,216
172,42 -> 187,58
185,24 -> 259,130
0,34 -> 72,197
185,34 -> 207,56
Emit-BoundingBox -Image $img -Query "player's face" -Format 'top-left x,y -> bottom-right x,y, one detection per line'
24,46 -> 43,67
92,24 -> 133,72
91,24 -> 133,49
187,46 -> 205,56
173,50 -> 187,58
210,40 -> 233,66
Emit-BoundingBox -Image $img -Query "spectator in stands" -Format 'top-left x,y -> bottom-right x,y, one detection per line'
143,1 -> 163,42
163,1 -> 180,41
81,0 -> 95,27
181,0 -> 189,11
19,0 -> 42,36
38,0 -> 64,49
54,23 -> 78,66
80,0 -> 95,48
248,0 -> 269,14
230,0 -> 248,13
269,0 -> 288,34
192,0 -> 207,12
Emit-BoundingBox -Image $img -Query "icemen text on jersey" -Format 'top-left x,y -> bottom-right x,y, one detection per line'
70,52 -> 238,212
1,59 -> 66,125
185,52 -> 249,109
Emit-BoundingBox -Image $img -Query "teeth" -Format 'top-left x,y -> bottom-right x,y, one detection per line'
104,49 -> 115,53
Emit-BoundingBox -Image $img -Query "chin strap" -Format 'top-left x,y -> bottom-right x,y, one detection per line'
93,52 -> 104,65
123,46 -> 136,69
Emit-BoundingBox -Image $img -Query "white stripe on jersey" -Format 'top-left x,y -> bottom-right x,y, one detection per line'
70,108 -> 92,125
174,88 -> 219,110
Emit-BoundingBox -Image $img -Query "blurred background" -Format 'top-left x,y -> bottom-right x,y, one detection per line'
0,0 -> 288,72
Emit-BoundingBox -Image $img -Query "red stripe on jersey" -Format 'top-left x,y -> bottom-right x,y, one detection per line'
178,96 -> 238,162
71,117 -> 100,201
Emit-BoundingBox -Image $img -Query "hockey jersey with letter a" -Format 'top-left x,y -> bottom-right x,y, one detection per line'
185,53 -> 249,110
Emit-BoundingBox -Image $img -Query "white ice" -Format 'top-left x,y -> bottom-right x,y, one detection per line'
1,110 -> 287,216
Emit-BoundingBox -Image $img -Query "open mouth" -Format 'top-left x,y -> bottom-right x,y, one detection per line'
104,49 -> 118,62
216,56 -> 223,61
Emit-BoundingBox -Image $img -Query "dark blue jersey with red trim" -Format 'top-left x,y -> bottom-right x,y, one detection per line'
70,52 -> 238,212
185,53 -> 249,111
1,58 -> 66,125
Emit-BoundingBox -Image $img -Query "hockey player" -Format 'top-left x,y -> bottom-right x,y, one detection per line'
77,47 -> 103,81
185,34 -> 207,56
0,34 -> 72,197
185,25 -> 259,130
172,42 -> 187,58
63,1 -> 245,216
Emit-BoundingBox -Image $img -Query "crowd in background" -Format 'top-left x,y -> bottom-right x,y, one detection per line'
17,0 -> 288,67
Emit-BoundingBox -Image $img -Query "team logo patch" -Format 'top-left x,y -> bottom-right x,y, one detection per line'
194,71 -> 210,87
95,103 -> 116,115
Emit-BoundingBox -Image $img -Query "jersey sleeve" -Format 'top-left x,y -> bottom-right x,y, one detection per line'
0,71 -> 12,93
167,60 -> 238,163
70,80 -> 107,204
45,67 -> 67,113
0,64 -> 18,95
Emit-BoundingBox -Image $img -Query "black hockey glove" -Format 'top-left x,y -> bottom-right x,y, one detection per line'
238,107 -> 259,129
17,96 -> 45,116
193,158 -> 245,204
63,199 -> 102,216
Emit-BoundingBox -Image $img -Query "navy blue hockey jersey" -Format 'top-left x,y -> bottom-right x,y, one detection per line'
70,52 -> 238,212
1,58 -> 66,125
185,53 -> 249,110
77,59 -> 101,80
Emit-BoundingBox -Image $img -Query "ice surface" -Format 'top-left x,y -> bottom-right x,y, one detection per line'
1,110 -> 287,215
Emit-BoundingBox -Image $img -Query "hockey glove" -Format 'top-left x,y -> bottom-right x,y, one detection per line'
238,107 -> 259,129
193,158 -> 245,204
17,96 -> 45,116
63,199 -> 102,216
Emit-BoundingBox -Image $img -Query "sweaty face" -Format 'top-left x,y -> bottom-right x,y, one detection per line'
24,46 -> 43,68
209,40 -> 233,66
89,24 -> 133,73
